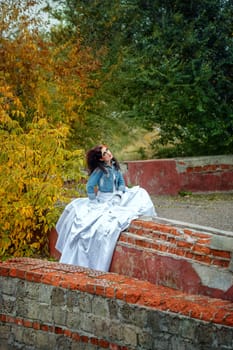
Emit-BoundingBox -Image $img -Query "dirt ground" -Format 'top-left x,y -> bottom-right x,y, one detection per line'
151,192 -> 233,232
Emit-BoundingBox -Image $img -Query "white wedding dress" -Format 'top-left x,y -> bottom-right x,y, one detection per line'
55,186 -> 156,272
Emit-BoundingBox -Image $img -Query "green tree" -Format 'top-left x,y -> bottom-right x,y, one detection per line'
52,0 -> 233,156
134,0 -> 233,156
50,0 -> 142,150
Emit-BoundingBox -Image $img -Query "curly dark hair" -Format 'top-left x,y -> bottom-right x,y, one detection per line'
86,144 -> 120,175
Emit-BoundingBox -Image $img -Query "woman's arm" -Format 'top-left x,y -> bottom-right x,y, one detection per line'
86,168 -> 102,200
117,171 -> 126,193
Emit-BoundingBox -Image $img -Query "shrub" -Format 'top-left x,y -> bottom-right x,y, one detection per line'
0,117 -> 86,259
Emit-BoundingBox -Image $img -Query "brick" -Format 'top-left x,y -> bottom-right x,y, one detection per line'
221,164 -> 233,170
105,286 -> 116,299
14,317 -> 24,326
150,242 -> 161,251
127,227 -> 138,234
184,248 -> 195,259
124,288 -> 141,304
212,309 -> 233,325
23,320 -> 32,328
32,322 -> 40,330
71,332 -> 81,341
0,265 -> 10,276
197,255 -> 212,264
160,244 -> 169,252
210,249 -> 231,259
211,259 -> 229,268
55,326 -> 63,334
90,337 -> 99,345
192,245 -> 211,255
80,335 -> 89,343
25,271 -> 43,283
9,268 -> 18,277
126,236 -> 135,245
95,284 -> 107,296
99,339 -> 110,348
158,233 -> 169,241
197,238 -> 211,245
135,239 -> 151,249
193,253 -> 209,263
184,230 -> 210,239
40,324 -> 49,332
119,234 -> 128,243
166,236 -> 177,244
85,282 -> 96,294
176,240 -> 193,249
115,287 -> 126,301
0,315 -> 7,322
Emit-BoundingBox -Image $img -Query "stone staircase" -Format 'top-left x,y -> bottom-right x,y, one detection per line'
110,217 -> 233,301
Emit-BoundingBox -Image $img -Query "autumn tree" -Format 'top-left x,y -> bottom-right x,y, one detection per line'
0,0 -> 101,258
49,0 -> 140,150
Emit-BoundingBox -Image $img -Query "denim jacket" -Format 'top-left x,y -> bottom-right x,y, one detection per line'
86,163 -> 126,200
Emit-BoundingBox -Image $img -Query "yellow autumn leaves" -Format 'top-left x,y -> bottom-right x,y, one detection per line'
0,1 -> 98,259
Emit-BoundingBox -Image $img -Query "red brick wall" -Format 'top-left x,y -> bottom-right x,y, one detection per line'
110,219 -> 233,301
123,155 -> 233,195
1,257 -> 233,349
49,218 -> 233,301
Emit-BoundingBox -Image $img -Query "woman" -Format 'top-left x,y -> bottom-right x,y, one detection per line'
86,145 -> 126,205
55,144 -> 157,271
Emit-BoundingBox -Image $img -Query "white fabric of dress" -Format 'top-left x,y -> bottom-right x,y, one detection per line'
55,186 -> 156,272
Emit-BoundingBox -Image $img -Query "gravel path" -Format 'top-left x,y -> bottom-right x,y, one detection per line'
152,192 -> 233,232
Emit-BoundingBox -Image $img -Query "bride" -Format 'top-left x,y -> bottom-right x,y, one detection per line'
55,144 -> 157,271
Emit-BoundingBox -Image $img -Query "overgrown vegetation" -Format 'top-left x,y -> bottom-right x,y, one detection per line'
51,0 -> 233,157
0,0 -> 96,258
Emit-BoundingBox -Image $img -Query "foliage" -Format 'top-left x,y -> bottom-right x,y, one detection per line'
52,0 -> 233,157
1,0 -> 102,137
142,0 -> 233,156
0,0 -> 102,259
0,116 -> 86,259
49,0 -> 138,149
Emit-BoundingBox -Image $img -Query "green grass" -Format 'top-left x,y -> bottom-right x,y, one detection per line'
110,125 -> 160,161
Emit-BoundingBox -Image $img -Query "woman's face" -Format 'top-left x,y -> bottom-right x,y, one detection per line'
101,146 -> 113,163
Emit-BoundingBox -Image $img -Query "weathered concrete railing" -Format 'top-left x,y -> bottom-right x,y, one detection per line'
1,257 -> 233,350
122,155 -> 233,195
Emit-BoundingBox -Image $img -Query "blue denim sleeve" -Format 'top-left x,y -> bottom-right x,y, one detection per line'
118,171 -> 126,192
86,168 -> 102,200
